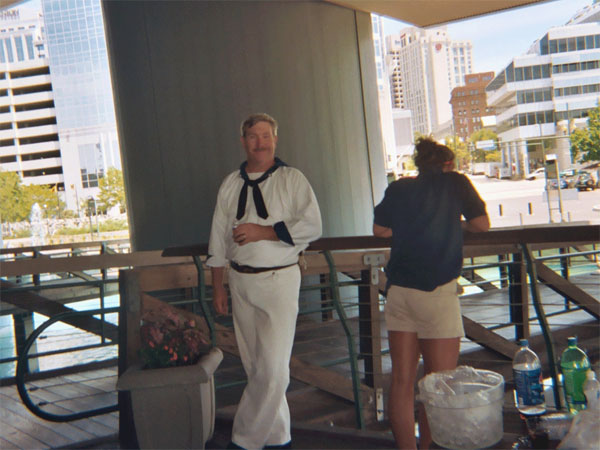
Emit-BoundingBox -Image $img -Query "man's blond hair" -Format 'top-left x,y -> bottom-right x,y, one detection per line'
240,113 -> 278,137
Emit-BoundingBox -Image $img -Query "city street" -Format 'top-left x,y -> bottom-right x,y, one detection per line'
468,175 -> 600,228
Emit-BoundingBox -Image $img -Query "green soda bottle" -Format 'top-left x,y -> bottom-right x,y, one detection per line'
560,337 -> 591,413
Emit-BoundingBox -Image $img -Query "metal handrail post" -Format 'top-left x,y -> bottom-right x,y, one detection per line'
323,250 -> 364,429
193,256 -> 217,347
16,307 -> 119,422
100,242 -> 108,343
520,244 -> 562,410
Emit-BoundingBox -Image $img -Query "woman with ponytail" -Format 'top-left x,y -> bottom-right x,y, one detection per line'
373,137 -> 490,449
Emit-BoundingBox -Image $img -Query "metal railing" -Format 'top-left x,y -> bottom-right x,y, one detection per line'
2,225 -> 599,430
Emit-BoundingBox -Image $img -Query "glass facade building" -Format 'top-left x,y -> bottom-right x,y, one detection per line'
41,0 -> 115,129
39,0 -> 121,209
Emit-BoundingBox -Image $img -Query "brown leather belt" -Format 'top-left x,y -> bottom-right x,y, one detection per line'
230,261 -> 297,274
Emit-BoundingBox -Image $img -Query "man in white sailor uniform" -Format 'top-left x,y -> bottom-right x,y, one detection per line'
206,113 -> 322,450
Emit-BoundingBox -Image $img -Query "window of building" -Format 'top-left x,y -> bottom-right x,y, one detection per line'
78,143 -> 105,188
557,38 -> 567,52
14,36 -> 24,61
542,64 -> 550,78
586,35 -> 595,49
25,34 -> 34,59
515,67 -> 523,81
4,38 -> 13,62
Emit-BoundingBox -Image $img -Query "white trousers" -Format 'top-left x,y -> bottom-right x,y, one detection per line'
228,265 -> 300,450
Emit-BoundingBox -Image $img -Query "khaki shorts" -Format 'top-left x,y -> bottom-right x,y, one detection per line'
384,278 -> 465,339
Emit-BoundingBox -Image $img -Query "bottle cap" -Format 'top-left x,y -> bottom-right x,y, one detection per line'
567,337 -> 577,346
519,339 -> 528,346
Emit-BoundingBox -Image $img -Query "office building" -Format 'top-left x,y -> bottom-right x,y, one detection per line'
41,0 -> 121,212
0,0 -> 122,213
485,2 -> 600,177
0,7 -> 63,193
450,71 -> 495,141
371,14 -> 397,175
386,26 -> 473,136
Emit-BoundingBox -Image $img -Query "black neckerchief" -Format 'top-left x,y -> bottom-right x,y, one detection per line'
236,157 -> 287,220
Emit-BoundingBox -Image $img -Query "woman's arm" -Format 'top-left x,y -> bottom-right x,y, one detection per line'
373,223 -> 393,238
462,214 -> 490,233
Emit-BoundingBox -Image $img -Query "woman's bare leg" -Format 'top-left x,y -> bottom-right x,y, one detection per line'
388,331 -> 420,450
417,337 -> 461,450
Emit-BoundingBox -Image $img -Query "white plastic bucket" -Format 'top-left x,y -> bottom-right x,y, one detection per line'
418,366 -> 505,450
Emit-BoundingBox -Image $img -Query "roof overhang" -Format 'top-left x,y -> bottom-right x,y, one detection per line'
323,0 -> 554,28
2,0 -> 554,28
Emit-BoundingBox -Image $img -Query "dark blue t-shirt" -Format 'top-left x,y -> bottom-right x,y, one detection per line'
374,171 -> 487,292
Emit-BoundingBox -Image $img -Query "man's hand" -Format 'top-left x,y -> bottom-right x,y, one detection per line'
210,266 -> 229,315
232,223 -> 278,245
212,285 -> 229,315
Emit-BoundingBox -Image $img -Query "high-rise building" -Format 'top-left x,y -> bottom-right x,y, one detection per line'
386,26 -> 473,136
486,2 -> 600,177
41,0 -> 120,211
371,14 -> 397,175
0,7 -> 64,194
450,72 -> 495,141
0,0 -> 122,214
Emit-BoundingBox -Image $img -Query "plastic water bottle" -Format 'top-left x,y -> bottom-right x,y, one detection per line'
513,339 -> 546,415
583,370 -> 600,410
560,337 -> 591,413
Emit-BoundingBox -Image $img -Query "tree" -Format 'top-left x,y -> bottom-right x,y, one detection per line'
0,171 -> 26,222
22,183 -> 65,219
0,171 -> 64,222
444,135 -> 469,171
98,167 -> 127,213
469,129 -> 500,163
570,105 -> 600,162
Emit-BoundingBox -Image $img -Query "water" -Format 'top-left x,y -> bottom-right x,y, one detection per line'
29,202 -> 46,246
0,294 -> 120,377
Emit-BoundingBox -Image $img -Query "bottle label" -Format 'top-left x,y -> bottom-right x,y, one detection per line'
562,368 -> 588,408
514,368 -> 544,406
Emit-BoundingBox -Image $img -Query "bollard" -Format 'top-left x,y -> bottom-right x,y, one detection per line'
499,204 -> 503,216
528,203 -> 533,215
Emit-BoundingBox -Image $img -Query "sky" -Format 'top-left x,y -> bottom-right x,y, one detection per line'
8,0 -> 594,75
382,0 -> 594,74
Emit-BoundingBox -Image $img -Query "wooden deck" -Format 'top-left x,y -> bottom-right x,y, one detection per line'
1,272 -> 598,449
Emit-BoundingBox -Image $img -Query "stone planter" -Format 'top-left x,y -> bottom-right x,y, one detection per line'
117,347 -> 223,449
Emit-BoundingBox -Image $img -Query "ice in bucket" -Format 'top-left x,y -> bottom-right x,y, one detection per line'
418,366 -> 505,450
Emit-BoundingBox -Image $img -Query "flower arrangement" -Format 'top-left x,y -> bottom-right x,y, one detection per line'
139,305 -> 208,369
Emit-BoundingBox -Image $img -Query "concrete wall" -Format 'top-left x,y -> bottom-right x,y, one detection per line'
103,0 -> 386,251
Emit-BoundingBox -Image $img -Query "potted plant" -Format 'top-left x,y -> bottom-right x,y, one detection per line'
117,298 -> 222,449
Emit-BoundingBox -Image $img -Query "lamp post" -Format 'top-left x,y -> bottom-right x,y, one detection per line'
55,183 -> 61,219
71,184 -> 81,219
87,197 -> 99,238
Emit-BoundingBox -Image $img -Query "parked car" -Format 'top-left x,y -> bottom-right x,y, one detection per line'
575,171 -> 596,191
547,170 -> 588,189
527,168 -> 545,180
547,177 -> 569,190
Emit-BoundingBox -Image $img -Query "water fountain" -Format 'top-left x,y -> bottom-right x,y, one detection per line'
30,203 -> 46,246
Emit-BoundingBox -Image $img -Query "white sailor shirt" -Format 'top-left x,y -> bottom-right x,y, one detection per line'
206,165 -> 322,268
